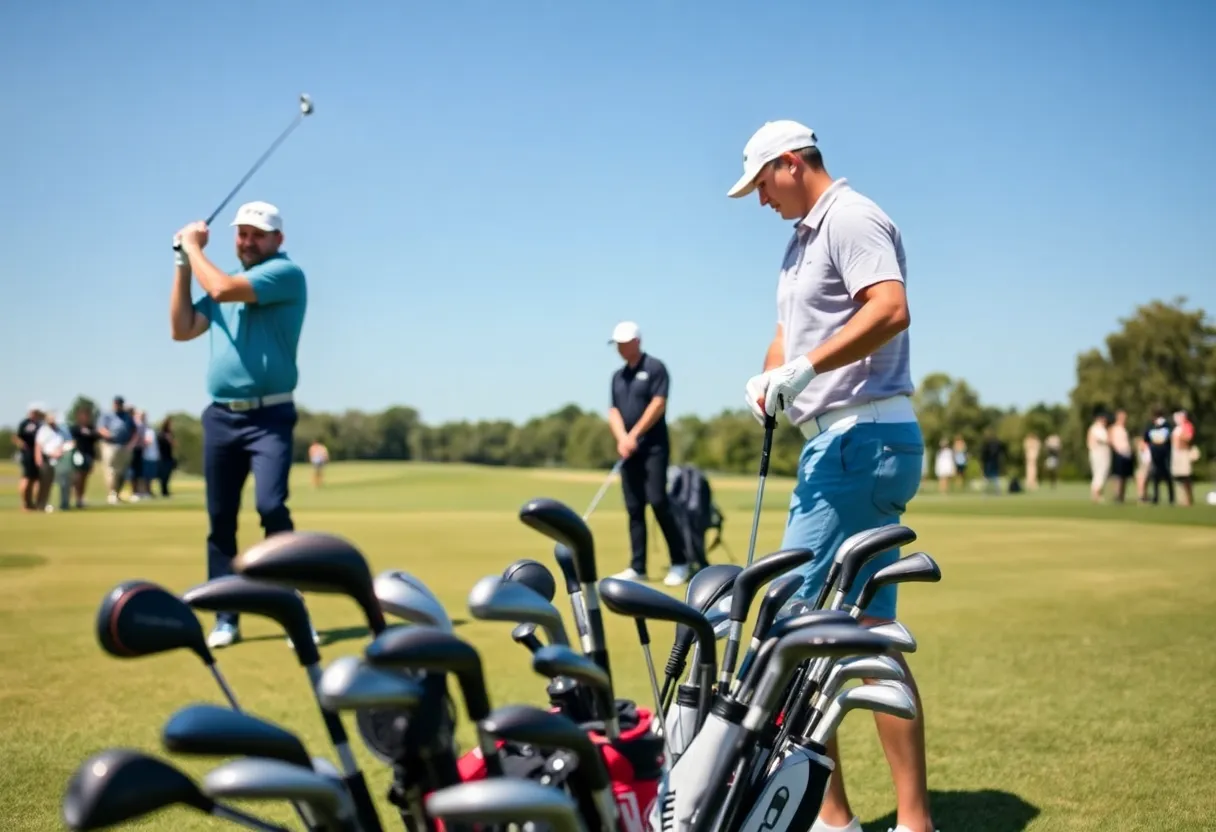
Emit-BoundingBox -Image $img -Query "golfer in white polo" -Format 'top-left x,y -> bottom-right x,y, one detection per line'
730,120 -> 935,832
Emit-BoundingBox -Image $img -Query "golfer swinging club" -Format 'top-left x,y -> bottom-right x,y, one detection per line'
729,121 -> 934,832
170,201 -> 310,650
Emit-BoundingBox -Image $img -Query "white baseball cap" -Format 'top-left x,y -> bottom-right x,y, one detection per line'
609,321 -> 641,344
231,201 -> 283,232
727,120 -> 818,198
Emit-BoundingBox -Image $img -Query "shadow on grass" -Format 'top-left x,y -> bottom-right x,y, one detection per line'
862,789 -> 1039,832
237,619 -> 471,648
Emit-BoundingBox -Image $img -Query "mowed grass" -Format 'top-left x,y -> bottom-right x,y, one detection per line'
1,461 -> 1214,831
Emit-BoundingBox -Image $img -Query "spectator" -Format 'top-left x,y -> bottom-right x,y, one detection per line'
1086,412 -> 1111,502
127,407 -> 148,500
69,405 -> 98,508
1108,410 -> 1134,503
14,403 -> 44,511
139,414 -> 160,499
1043,433 -> 1062,488
1144,408 -> 1175,505
1134,435 -> 1151,502
1171,409 -> 1196,507
34,411 -> 74,513
309,439 -> 330,488
933,438 -> 956,494
1023,433 -> 1042,490
157,417 -> 177,497
980,430 -> 1004,493
952,435 -> 968,490
97,396 -> 137,504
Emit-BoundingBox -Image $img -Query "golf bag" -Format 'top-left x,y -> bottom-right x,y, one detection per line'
457,701 -> 664,832
666,464 -> 724,569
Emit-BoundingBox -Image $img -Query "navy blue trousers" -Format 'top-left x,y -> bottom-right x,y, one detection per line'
203,401 -> 297,627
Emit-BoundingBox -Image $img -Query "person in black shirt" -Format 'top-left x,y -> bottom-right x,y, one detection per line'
980,431 -> 1005,494
606,321 -> 690,586
157,416 -> 177,497
1144,407 -> 1175,505
14,403 -> 44,512
69,405 -> 98,508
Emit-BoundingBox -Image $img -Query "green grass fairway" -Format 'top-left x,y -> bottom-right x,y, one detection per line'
2,461 -> 1214,831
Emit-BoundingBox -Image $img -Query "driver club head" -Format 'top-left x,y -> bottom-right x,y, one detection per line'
502,559 -> 558,602
374,570 -> 453,631
96,580 -> 212,664
161,703 -> 312,769
181,575 -> 319,666
62,748 -> 213,830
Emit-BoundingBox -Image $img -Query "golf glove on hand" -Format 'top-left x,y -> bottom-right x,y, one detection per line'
744,355 -> 817,424
173,235 -> 188,266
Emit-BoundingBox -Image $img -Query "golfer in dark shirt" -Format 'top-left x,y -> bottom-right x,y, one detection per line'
1144,409 -> 1175,504
606,321 -> 690,586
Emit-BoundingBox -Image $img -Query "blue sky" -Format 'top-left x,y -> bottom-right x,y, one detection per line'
2,0 -> 1213,427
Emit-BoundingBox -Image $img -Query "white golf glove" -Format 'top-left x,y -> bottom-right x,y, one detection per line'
173,235 -> 189,266
744,355 -> 817,424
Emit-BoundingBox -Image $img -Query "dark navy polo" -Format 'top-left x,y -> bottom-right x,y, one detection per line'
611,353 -> 670,446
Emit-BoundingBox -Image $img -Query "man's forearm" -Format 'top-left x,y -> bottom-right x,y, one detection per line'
628,399 -> 666,439
170,268 -> 196,339
764,336 -> 784,371
608,409 -> 628,442
184,246 -> 241,300
806,299 -> 909,374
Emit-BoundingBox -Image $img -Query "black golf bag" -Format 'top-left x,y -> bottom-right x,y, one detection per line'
666,464 -> 725,569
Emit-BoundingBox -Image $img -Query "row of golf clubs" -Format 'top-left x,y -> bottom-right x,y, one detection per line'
63,494 -> 939,832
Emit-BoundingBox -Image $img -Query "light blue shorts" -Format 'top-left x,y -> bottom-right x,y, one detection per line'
780,419 -> 925,621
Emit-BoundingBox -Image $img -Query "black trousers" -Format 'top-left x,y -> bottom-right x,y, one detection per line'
620,442 -> 686,573
1149,463 -> 1174,504
203,402 -> 297,627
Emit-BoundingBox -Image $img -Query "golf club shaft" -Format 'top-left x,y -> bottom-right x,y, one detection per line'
209,665 -> 242,710
745,416 -> 777,566
583,461 -> 622,520
305,665 -> 384,832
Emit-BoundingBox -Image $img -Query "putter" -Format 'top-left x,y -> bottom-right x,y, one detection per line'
96,579 -> 240,709
373,570 -> 453,631
182,575 -> 386,832
744,415 -> 777,566
202,757 -> 358,832
467,574 -> 570,646
425,778 -> 587,832
62,748 -> 289,832
173,94 -> 314,251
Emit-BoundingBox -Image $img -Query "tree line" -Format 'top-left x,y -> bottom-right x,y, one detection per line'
6,298 -> 1212,482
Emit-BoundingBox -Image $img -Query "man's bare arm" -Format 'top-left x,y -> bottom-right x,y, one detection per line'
171,261 -> 210,341
628,397 -> 667,440
805,280 -> 909,373
607,408 -> 629,443
764,323 -> 785,371
183,245 -> 258,303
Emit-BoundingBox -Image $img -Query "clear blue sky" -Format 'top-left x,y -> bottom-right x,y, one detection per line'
2,0 -> 1213,428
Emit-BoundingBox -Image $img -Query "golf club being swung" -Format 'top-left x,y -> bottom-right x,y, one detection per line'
173,93 -> 314,250
583,460 -> 622,520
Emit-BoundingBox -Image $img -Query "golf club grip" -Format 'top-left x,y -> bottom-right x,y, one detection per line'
343,770 -> 385,832
759,415 -> 776,476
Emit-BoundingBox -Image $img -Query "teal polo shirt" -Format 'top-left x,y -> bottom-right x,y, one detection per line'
193,252 -> 307,402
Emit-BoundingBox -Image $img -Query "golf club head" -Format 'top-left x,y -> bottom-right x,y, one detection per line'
299,93 -> 314,115
866,621 -> 917,653
374,569 -> 453,631
316,654 -> 426,710
234,532 -> 387,634
519,498 -> 597,582
599,577 -> 716,669
202,757 -> 352,823
512,622 -> 545,653
96,580 -> 211,664
855,552 -> 941,611
480,704 -> 608,790
502,558 -> 557,602
365,625 -> 491,720
832,525 -> 918,601
62,748 -> 212,830
551,544 -> 581,595
735,610 -> 857,695
811,681 -> 917,746
820,655 -> 905,702
467,575 -> 569,646
686,564 -> 743,612
425,778 -> 582,832
532,644 -> 611,693
181,575 -> 319,666
747,623 -> 893,728
161,703 -> 312,769
750,572 -> 805,644
729,548 -> 816,623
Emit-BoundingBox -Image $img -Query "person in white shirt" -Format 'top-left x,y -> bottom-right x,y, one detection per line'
1086,412 -> 1112,502
140,419 -> 161,499
934,439 -> 956,494
34,411 -> 74,512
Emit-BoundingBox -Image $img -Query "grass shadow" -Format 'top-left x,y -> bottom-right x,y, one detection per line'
862,789 -> 1040,832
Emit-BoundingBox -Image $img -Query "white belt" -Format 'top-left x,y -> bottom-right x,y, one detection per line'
219,392 -> 294,412
797,395 -> 917,441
